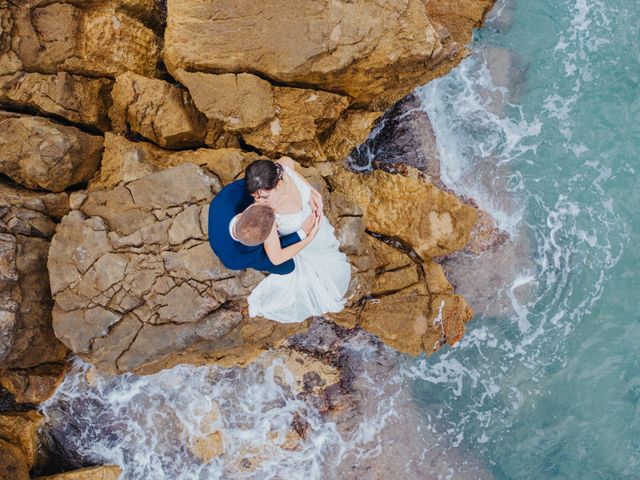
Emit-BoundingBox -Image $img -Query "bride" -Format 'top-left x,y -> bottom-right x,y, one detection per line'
245,157 -> 351,323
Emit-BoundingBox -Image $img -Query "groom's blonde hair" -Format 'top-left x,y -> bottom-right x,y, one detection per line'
235,204 -> 275,246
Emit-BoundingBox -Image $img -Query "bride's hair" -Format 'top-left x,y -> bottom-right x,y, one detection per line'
245,160 -> 283,194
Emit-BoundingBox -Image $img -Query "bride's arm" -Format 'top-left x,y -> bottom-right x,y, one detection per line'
263,213 -> 320,265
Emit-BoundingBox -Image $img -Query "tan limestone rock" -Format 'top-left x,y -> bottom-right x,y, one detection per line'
260,349 -> 340,395
191,430 -> 224,463
0,184 -> 69,402
164,0 -> 443,107
321,110 -> 383,162
329,168 -> 478,259
0,72 -> 112,131
0,112 -> 103,192
49,164 -> 304,373
242,87 -> 349,162
175,70 -> 274,132
0,411 -> 43,468
0,363 -> 67,404
0,438 -> 29,480
109,72 -> 206,148
360,284 -> 431,355
9,2 -> 159,77
91,134 -> 260,191
33,465 -> 123,480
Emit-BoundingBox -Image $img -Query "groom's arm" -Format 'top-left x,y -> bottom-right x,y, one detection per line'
240,214 -> 314,275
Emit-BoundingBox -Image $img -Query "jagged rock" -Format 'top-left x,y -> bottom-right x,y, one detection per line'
6,1 -> 159,78
0,72 -> 112,131
0,363 -> 67,404
91,133 -> 260,190
109,72 -> 207,148
242,87 -> 349,162
329,168 -> 478,259
164,0 -> 445,107
359,260 -> 473,355
0,438 -> 29,480
33,465 -> 123,480
427,0 -> 497,47
175,70 -> 275,132
322,110 -> 382,163
0,112 -> 103,192
0,184 -> 69,403
348,93 -> 442,184
0,410 -> 43,468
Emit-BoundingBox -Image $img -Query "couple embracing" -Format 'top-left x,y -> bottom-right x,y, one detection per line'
208,157 -> 351,323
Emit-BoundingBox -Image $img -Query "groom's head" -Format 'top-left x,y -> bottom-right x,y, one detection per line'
235,204 -> 275,246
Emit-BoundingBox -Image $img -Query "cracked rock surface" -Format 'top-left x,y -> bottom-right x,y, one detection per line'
0,183 -> 69,403
0,0 -> 497,379
0,112 -> 103,192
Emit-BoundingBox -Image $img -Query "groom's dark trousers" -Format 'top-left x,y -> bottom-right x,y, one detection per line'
208,179 -> 300,275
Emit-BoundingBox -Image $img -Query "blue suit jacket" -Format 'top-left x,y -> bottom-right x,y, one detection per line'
208,179 -> 300,275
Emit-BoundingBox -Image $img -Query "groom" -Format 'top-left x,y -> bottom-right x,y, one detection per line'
208,177 -> 313,275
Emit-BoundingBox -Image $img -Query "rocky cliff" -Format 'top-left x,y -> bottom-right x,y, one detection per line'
0,0 -> 495,475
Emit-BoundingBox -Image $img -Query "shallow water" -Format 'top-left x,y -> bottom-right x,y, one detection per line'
41,0 -> 639,478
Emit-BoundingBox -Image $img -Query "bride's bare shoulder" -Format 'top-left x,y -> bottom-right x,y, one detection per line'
275,156 -> 296,170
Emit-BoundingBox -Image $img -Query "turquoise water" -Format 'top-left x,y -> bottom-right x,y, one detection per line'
407,0 -> 639,478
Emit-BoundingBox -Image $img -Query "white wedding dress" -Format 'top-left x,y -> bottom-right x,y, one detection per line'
248,166 -> 351,323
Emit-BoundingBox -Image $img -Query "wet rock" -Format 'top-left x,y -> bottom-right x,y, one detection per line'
188,401 -> 224,463
0,72 -> 113,131
329,167 -> 478,259
321,110 -> 382,163
0,364 -> 67,404
259,349 -> 340,395
6,1 -> 159,78
349,93 -> 442,184
0,112 -> 103,192
164,0 -> 446,108
109,72 -> 207,148
33,465 -> 123,480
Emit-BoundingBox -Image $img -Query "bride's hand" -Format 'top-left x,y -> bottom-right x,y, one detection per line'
301,213 -> 315,236
310,189 -> 323,215
306,211 -> 321,241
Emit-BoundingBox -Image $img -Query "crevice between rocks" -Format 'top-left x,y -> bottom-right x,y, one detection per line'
0,102 -> 104,136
